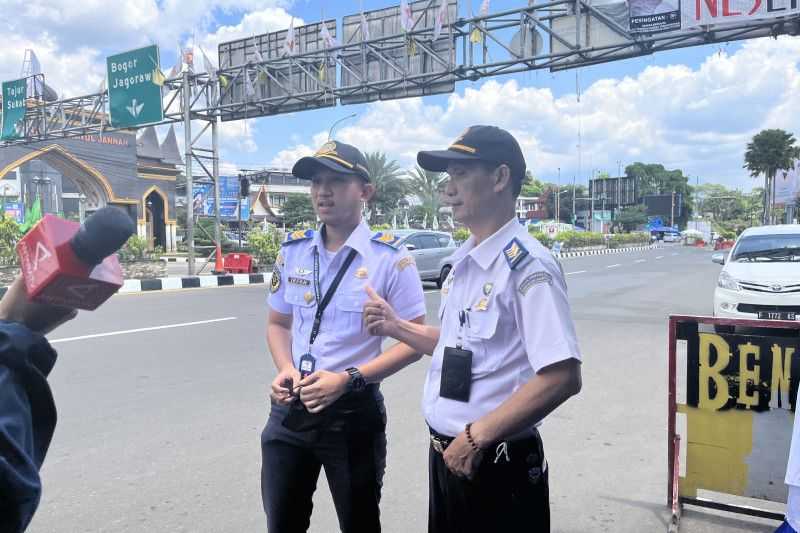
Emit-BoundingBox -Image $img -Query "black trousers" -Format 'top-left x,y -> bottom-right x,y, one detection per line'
261,387 -> 387,533
428,429 -> 550,533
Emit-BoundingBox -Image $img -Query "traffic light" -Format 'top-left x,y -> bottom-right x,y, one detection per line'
240,176 -> 250,198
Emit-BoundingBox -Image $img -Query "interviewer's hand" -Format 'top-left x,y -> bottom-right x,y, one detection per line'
0,276 -> 78,335
298,370 -> 349,413
363,285 -> 399,337
270,366 -> 301,406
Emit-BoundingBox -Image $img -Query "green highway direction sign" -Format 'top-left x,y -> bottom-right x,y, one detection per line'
106,45 -> 164,128
1,78 -> 28,140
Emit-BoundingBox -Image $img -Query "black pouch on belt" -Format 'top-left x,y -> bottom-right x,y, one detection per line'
282,399 -> 330,432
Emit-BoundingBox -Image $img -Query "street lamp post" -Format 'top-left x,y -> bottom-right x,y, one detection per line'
328,113 -> 358,140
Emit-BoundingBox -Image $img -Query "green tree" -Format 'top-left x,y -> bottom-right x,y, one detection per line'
0,216 -> 22,265
281,193 -> 316,229
406,165 -> 445,229
615,205 -> 648,231
545,184 -> 586,223
520,171 -> 545,197
744,129 -> 799,224
247,225 -> 283,266
624,162 -> 693,227
364,151 -> 406,224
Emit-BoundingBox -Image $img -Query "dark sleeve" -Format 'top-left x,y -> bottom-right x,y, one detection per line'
0,321 -> 58,533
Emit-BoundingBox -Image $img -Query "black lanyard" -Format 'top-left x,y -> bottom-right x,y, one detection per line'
309,247 -> 358,346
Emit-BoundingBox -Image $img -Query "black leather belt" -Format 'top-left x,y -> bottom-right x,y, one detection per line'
428,426 -> 542,458
429,431 -> 453,454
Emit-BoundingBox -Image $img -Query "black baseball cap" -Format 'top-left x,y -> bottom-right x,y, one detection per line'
417,125 -> 526,182
292,140 -> 371,182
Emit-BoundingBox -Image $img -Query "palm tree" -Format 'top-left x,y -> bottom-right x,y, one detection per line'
364,151 -> 406,224
744,129 -> 799,224
407,165 -> 445,229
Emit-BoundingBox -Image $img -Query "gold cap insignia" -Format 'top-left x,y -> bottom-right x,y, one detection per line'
316,141 -> 337,156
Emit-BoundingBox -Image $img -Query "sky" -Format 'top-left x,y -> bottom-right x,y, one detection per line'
2,0 -> 800,191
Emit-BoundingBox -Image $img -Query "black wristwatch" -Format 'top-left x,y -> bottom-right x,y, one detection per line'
345,367 -> 366,392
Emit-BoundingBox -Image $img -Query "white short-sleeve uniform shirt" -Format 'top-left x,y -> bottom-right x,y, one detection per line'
423,218 -> 582,438
269,222 -> 427,373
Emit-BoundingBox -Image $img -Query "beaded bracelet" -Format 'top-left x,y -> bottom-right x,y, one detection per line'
465,423 -> 482,452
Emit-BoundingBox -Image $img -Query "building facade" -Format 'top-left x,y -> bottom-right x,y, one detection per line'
0,125 -> 182,251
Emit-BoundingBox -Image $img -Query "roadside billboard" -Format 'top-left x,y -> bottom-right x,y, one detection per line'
681,0 -> 800,29
774,161 -> 800,206
192,176 -> 250,220
629,0 -> 681,33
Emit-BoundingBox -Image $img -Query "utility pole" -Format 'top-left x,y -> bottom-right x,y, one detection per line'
212,119 -> 221,250
183,69 -> 195,276
590,169 -> 595,232
556,167 -> 561,223
671,190 -> 675,228
617,160 -> 622,215
572,174 -> 576,225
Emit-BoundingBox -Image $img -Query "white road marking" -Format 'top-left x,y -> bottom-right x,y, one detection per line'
607,264 -> 621,269
50,317 -> 238,344
566,270 -> 587,275
656,256 -> 664,259
635,259 -> 646,263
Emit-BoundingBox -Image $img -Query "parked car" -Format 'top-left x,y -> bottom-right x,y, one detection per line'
392,230 -> 457,287
712,224 -> 800,320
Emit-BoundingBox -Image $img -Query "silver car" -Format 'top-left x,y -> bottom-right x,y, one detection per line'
393,230 -> 457,287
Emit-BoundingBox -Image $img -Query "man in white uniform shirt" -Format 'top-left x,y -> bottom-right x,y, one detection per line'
364,125 -> 582,532
263,140 -> 426,533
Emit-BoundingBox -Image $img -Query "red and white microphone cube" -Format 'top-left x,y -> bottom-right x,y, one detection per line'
17,214 -> 125,310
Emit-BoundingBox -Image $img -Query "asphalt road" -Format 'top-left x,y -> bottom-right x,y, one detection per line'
26,244 -> 785,533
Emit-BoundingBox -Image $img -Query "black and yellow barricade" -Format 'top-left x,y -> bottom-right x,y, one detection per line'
668,315 -> 800,532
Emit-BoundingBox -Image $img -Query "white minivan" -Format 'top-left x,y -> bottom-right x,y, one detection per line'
712,224 -> 800,320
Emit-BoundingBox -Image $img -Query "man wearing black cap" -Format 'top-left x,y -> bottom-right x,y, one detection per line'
363,126 -> 583,532
262,140 -> 427,532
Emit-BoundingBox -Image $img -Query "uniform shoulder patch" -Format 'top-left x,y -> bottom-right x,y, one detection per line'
282,229 -> 315,246
503,237 -> 529,270
371,231 -> 402,249
518,271 -> 552,296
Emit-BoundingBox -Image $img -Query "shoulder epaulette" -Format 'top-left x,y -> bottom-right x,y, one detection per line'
371,231 -> 402,249
503,237 -> 529,270
282,229 -> 315,246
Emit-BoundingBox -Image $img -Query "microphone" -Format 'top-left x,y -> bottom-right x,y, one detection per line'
16,207 -> 136,310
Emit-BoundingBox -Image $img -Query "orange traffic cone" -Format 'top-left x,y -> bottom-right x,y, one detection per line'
212,244 -> 225,274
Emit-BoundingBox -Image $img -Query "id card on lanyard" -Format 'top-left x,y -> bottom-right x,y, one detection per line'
298,247 -> 358,376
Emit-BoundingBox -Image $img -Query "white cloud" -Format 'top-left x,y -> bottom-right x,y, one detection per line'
0,1 -> 295,96
267,36 -> 800,190
0,34 -> 104,98
2,0 -> 291,53
219,119 -> 259,153
199,8 -> 300,62
270,143 -> 315,170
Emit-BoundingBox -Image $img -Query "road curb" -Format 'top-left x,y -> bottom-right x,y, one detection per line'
554,244 -> 661,259
119,273 -> 266,294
